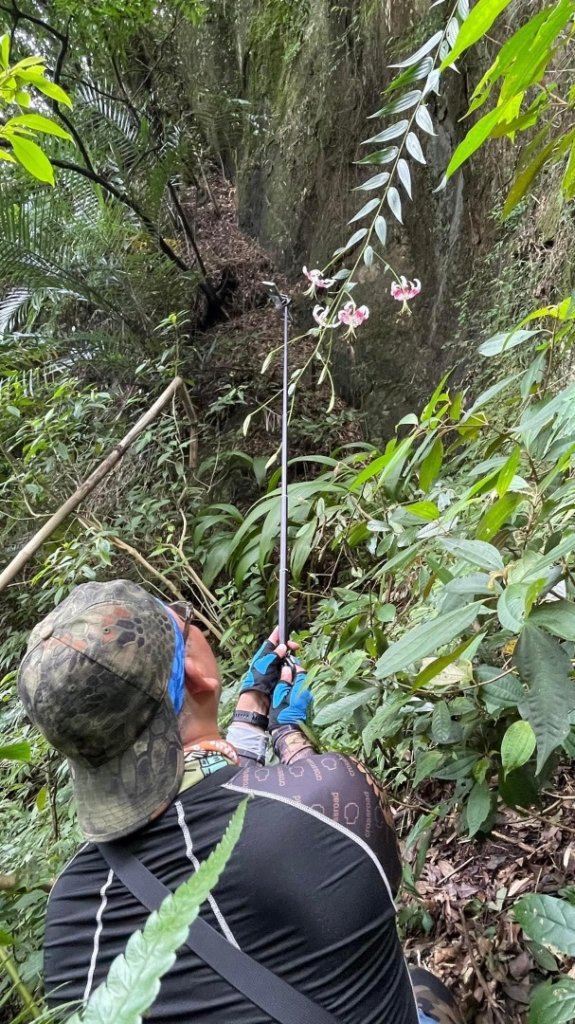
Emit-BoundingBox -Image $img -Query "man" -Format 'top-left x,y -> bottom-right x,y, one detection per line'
18,579 -> 462,1024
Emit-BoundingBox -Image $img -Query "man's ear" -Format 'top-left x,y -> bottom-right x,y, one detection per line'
184,655 -> 219,694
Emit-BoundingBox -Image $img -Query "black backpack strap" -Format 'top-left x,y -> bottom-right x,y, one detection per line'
99,842 -> 340,1024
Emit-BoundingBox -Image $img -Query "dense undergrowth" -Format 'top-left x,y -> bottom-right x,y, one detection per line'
3,1 -> 575,1023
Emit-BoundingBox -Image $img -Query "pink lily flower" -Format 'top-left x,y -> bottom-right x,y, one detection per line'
337,301 -> 370,332
312,304 -> 339,328
391,277 -> 421,302
303,266 -> 336,295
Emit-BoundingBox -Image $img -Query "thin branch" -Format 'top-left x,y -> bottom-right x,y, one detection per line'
106,535 -> 222,641
52,14 -> 69,84
57,108 -> 96,174
109,47 -> 141,130
3,0 -> 66,44
459,909 -> 506,1024
167,180 -> 208,278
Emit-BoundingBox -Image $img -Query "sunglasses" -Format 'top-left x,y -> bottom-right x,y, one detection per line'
168,601 -> 194,645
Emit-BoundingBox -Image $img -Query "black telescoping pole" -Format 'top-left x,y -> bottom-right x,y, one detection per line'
278,295 -> 290,646
263,282 -> 291,646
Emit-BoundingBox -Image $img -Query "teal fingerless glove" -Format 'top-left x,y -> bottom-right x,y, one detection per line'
269,671 -> 313,731
239,640 -> 285,699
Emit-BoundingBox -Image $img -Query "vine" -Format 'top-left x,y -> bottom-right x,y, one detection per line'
246,0 -> 471,449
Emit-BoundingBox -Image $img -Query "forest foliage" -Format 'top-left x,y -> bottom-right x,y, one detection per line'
1,0 -> 575,1022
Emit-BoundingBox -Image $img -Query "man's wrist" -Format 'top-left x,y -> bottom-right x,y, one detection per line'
236,692 -> 270,715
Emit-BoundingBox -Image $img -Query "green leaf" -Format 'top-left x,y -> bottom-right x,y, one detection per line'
529,979 -> 575,1024
514,387 -> 575,448
291,519 -> 317,583
516,623 -> 575,773
497,583 -> 529,633
481,672 -> 524,710
397,158 -> 412,197
9,134 -> 54,184
496,446 -> 521,497
468,6 -> 550,112
475,492 -> 521,541
0,740 -> 31,761
387,186 -> 402,223
404,501 -> 439,521
69,801 -> 247,1024
26,75 -> 73,108
374,215 -> 387,247
440,538 -> 504,572
503,139 -> 557,218
9,113 -> 73,139
362,695 -> 409,755
515,894 -> 575,957
440,0 -> 514,70
0,929 -> 14,945
202,538 -> 234,587
501,721 -> 536,778
466,780 -> 492,837
0,33 -> 10,69
416,105 -> 435,136
258,505 -> 280,573
362,121 -> 408,144
499,761 -> 540,810
406,132 -> 426,164
446,96 -> 519,179
529,600 -> 575,641
478,328 -> 540,358
354,171 -> 390,191
388,90 -> 423,114
348,198 -> 379,223
351,436 -> 413,492
525,941 -> 558,974
418,437 -> 444,490
431,701 -> 452,744
314,687 -> 378,726
529,534 -> 575,576
464,375 -> 516,416
342,228 -> 367,253
414,750 -> 445,785
434,753 -> 478,780
412,634 -> 481,691
357,147 -> 398,166
390,30 -> 444,69
375,602 -> 484,679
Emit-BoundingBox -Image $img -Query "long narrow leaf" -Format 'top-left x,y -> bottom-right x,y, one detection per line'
375,602 -> 484,679
440,0 -> 514,69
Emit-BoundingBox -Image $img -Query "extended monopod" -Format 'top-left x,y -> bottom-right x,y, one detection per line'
264,281 -> 292,646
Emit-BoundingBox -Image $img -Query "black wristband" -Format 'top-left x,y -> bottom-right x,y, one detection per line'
232,710 -> 269,729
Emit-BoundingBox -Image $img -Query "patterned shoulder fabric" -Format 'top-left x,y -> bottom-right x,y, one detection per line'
227,752 -> 402,895
410,967 -> 465,1024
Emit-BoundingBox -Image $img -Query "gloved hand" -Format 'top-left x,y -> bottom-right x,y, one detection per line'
239,629 -> 297,699
269,665 -> 313,731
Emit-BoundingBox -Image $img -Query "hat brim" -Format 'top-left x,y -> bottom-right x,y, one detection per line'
70,696 -> 184,842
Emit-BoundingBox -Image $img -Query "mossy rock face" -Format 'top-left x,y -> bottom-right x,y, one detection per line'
178,1 -> 568,439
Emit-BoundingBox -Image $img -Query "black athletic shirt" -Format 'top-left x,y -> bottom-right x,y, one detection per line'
44,753 -> 419,1023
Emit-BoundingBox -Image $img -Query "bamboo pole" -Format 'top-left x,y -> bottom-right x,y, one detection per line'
0,377 -> 196,594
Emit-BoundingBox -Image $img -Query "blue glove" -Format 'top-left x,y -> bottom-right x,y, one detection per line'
269,670 -> 313,730
239,639 -> 287,699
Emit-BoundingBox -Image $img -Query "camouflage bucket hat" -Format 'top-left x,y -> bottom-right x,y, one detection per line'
17,579 -> 184,842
